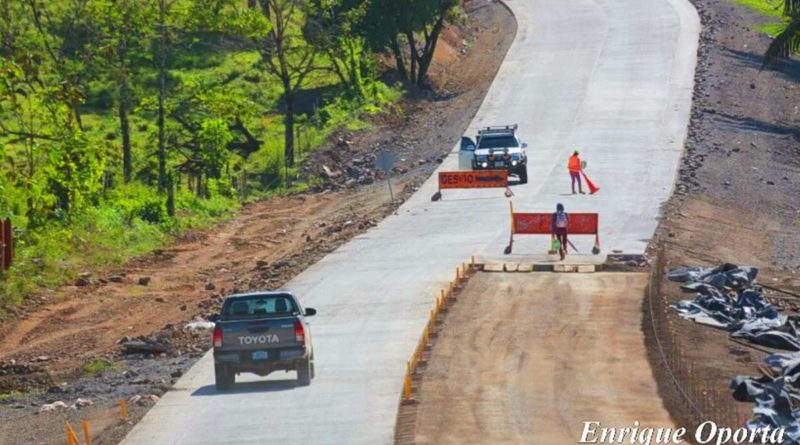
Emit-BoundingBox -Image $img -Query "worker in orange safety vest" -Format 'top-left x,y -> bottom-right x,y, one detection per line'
568,150 -> 585,194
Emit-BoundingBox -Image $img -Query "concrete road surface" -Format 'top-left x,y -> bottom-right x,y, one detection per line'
411,273 -> 673,444
122,1 -> 699,444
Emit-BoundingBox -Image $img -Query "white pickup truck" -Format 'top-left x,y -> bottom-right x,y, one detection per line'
459,124 -> 529,184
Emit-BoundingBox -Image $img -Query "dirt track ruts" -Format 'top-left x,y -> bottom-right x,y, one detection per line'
407,272 -> 675,445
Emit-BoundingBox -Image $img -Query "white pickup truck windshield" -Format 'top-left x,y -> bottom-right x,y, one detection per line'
478,136 -> 518,149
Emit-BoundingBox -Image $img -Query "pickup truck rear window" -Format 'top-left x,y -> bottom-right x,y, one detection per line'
221,295 -> 298,320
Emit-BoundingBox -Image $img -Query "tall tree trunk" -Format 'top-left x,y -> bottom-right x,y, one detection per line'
390,36 -> 407,80
284,82 -> 295,168
405,32 -> 417,82
119,78 -> 132,183
196,172 -> 203,197
417,14 -> 447,86
118,39 -> 132,183
157,0 -> 167,193
166,172 -> 175,217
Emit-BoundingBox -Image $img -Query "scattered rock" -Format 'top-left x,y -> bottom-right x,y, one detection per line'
155,297 -> 165,303
205,282 -> 216,291
138,277 -> 151,286
256,260 -> 269,270
122,340 -> 170,355
108,275 -> 124,283
184,321 -> 214,331
71,398 -> 93,409
39,401 -> 68,413
75,277 -> 91,287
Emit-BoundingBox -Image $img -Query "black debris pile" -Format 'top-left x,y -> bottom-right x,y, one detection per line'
670,263 -> 800,441
669,263 -> 776,329
670,263 -> 800,351
731,353 -> 800,443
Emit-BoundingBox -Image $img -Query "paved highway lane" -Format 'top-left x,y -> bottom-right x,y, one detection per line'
121,1 -> 699,444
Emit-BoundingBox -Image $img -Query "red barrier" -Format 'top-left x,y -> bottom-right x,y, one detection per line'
432,170 -> 513,201
504,203 -> 600,254
0,218 -> 12,270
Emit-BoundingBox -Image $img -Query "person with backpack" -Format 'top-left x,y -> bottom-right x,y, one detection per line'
551,203 -> 569,260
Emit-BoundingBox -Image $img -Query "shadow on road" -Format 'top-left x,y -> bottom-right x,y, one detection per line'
191,379 -> 299,396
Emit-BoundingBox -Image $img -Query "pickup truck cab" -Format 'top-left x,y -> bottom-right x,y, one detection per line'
212,292 -> 316,390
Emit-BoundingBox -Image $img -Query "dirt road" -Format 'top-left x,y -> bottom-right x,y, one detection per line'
408,272 -> 674,445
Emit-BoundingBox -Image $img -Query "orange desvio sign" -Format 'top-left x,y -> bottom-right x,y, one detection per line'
504,203 -> 600,255
512,213 -> 598,235
438,170 -> 508,189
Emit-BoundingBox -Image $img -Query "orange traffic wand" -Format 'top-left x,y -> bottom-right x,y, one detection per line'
581,171 -> 599,194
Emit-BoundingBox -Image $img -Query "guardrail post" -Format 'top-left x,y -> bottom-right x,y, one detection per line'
120,398 -> 128,421
404,362 -> 412,401
65,422 -> 79,445
83,420 -> 92,445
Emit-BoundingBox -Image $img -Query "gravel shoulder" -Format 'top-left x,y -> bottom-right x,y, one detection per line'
0,3 -> 516,444
649,0 -> 800,434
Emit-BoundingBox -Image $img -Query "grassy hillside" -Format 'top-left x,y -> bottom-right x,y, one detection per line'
0,7 -> 402,308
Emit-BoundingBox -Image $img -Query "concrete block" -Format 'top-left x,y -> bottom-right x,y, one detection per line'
504,263 -> 519,272
517,263 -> 534,272
553,264 -> 577,273
484,263 -> 504,272
577,265 -> 596,273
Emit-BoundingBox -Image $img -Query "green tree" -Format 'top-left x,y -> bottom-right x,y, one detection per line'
254,0 -> 318,168
365,0 -> 460,86
44,130 -> 106,216
0,0 -> 97,222
765,0 -> 800,64
306,0 -> 374,98
90,0 -> 157,183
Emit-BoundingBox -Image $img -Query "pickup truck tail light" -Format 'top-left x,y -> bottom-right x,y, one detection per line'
294,321 -> 305,343
213,326 -> 223,348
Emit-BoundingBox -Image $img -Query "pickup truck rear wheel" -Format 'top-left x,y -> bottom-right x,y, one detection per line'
297,358 -> 312,386
215,364 -> 234,390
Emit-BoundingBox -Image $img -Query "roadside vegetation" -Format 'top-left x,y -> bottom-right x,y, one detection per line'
733,0 -> 784,32
0,0 -> 462,307
763,0 -> 800,62
83,358 -> 121,376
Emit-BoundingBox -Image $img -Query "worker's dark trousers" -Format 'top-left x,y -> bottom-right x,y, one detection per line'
570,171 -> 583,193
569,172 -> 583,193
555,228 -> 568,257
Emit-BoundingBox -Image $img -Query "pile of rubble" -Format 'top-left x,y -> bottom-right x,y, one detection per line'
669,263 -> 800,441
730,353 -> 800,443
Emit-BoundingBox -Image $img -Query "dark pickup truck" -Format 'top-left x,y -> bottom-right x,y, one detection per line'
211,292 -> 316,390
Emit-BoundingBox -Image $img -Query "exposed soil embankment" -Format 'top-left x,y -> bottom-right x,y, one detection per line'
648,0 -> 800,435
0,3 -> 516,444
401,272 -> 673,445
